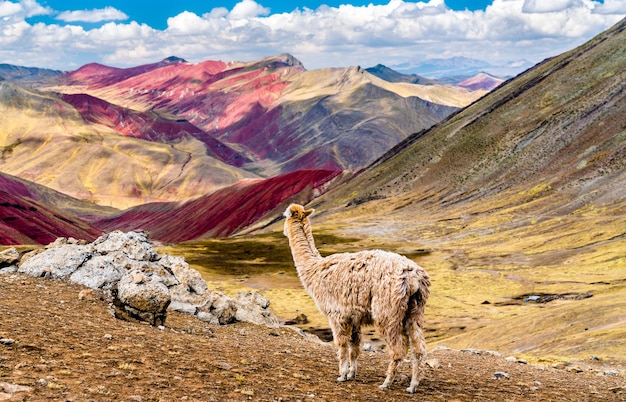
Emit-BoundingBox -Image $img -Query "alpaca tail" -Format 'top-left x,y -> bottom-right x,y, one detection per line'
408,270 -> 430,309
406,273 -> 430,328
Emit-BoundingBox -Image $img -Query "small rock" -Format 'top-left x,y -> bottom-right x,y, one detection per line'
217,362 -> 233,370
103,334 -> 113,340
0,382 -> 32,394
505,356 -> 527,364
284,313 -> 308,325
0,265 -> 17,274
425,358 -> 441,369
78,289 -> 93,300
0,339 -> 14,346
604,370 -> 618,376
609,385 -> 626,393
362,343 -> 374,352
494,372 -> 510,379
131,271 -> 144,284
167,301 -> 197,315
567,365 -> 583,373
37,379 -> 48,387
462,348 -> 502,357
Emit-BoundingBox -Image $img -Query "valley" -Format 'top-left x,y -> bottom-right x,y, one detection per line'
0,13 -> 625,399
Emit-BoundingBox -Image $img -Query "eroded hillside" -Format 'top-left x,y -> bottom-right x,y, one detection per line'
300,17 -> 626,362
1,54 -> 481,211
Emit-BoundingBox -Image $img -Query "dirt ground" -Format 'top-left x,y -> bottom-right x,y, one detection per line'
1,273 -> 625,402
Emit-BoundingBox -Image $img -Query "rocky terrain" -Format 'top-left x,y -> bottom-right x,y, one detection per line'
1,251 -> 625,401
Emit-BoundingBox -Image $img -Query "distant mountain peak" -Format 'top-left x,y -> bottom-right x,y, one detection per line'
365,64 -> 438,85
260,53 -> 305,69
392,56 -> 534,79
159,56 -> 188,65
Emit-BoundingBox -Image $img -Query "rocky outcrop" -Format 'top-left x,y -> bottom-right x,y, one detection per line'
12,231 -> 280,328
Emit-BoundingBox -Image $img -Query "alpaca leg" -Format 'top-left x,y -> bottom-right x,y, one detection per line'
406,325 -> 426,393
347,323 -> 362,379
380,358 -> 401,390
406,297 -> 427,393
379,325 -> 406,390
329,318 -> 351,382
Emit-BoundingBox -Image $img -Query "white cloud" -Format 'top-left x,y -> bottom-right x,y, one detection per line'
228,0 -> 270,19
0,0 -> 624,73
0,0 -> 50,19
0,2 -> 23,18
593,0 -> 626,14
57,6 -> 128,23
522,0 -> 584,14
167,11 -> 213,35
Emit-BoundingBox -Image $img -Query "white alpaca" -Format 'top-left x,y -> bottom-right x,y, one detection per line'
283,203 -> 430,393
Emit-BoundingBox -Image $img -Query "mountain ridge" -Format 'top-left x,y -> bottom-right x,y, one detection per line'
301,16 -> 626,362
1,53 -> 484,211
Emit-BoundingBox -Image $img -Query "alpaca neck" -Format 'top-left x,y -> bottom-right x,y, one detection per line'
286,219 -> 321,270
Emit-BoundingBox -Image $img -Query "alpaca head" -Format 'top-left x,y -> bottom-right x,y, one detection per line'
283,203 -> 314,236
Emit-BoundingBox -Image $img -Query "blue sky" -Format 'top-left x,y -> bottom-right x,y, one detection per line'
2,0 -> 625,73
29,0 -> 496,29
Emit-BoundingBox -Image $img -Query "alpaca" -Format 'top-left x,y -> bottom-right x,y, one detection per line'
283,203 -> 430,393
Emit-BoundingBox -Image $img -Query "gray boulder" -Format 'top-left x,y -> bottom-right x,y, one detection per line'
69,255 -> 124,289
234,292 -> 280,327
197,292 -> 238,325
14,231 -> 281,328
160,254 -> 206,303
112,270 -> 171,326
93,231 -> 158,261
18,242 -> 92,278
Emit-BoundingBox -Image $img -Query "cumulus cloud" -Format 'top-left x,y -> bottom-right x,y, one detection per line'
522,0 -> 584,14
593,0 -> 626,14
1,0 -> 624,72
0,0 -> 50,19
57,6 -> 128,23
228,0 -> 270,19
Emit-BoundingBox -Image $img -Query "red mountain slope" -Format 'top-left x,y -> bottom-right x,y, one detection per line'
65,56 -> 188,88
95,169 -> 342,242
0,80 -> 258,209
0,174 -> 101,245
61,93 -> 249,166
59,54 -> 464,175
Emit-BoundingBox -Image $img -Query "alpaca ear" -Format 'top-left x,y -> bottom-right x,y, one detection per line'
304,208 -> 314,218
284,204 -> 299,218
